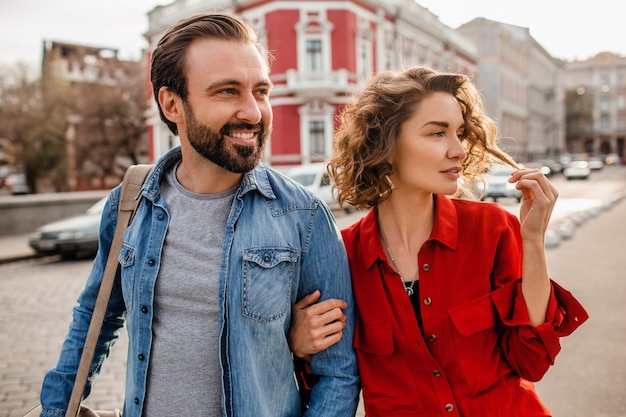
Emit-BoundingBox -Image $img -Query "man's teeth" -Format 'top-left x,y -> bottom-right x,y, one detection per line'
231,132 -> 255,139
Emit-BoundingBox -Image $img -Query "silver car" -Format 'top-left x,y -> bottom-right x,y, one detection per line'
28,197 -> 106,258
5,172 -> 29,195
475,164 -> 522,203
284,163 -> 354,213
563,160 -> 591,180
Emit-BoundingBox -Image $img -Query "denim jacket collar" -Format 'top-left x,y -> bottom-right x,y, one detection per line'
142,146 -> 276,202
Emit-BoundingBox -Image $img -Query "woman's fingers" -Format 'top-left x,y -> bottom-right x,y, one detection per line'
289,291 -> 348,360
509,168 -> 559,236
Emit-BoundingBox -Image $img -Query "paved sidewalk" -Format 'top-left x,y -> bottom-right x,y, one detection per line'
0,233 -> 39,265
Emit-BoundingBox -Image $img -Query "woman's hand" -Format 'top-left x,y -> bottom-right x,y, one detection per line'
509,168 -> 559,326
288,290 -> 348,362
509,168 -> 559,241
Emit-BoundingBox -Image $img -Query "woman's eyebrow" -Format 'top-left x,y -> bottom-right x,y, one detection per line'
421,121 -> 449,128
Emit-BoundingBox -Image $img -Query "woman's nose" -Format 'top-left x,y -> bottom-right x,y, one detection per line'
450,135 -> 468,159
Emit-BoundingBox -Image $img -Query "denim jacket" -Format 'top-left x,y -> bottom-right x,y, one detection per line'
39,147 -> 360,417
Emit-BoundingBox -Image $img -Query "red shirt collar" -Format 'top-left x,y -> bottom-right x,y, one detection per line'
355,194 -> 459,272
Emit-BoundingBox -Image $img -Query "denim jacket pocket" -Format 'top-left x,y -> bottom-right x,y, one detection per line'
119,244 -> 136,312
448,294 -> 502,397
241,248 -> 299,322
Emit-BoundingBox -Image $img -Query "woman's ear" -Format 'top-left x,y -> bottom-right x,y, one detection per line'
158,86 -> 184,126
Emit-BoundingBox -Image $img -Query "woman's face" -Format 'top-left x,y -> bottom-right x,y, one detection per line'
390,92 -> 468,196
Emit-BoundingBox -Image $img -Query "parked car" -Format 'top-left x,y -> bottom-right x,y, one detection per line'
559,153 -> 575,168
284,162 -> 353,213
563,160 -> 591,180
541,159 -> 563,175
587,156 -> 604,171
0,165 -> 11,189
28,196 -> 106,259
522,161 -> 552,176
474,163 -> 522,203
604,153 -> 621,165
5,172 -> 29,195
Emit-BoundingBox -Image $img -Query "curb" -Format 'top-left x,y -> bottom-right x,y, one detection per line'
545,190 -> 625,249
0,252 -> 47,266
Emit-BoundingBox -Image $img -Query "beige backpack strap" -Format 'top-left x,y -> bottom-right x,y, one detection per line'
119,164 -> 154,224
66,164 -> 153,417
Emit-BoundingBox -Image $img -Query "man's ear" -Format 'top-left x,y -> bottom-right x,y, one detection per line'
158,86 -> 184,125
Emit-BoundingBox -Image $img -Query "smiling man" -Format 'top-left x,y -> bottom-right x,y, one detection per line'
37,13 -> 359,417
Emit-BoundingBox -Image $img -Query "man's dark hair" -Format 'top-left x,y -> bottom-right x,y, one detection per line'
150,13 -> 268,135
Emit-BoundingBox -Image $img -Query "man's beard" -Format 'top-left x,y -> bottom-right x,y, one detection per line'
183,101 -> 268,174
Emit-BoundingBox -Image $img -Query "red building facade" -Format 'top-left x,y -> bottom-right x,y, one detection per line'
145,0 -> 477,166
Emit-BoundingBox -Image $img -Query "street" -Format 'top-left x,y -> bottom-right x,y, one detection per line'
1,165 -> 625,417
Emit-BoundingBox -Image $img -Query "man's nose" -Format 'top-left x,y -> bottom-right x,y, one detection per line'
237,93 -> 262,124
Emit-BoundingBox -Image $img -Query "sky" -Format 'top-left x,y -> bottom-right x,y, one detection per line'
0,0 -> 163,66
0,0 -> 623,68
418,0 -> 624,61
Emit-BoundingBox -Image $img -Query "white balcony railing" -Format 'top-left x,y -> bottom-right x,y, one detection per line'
285,69 -> 350,96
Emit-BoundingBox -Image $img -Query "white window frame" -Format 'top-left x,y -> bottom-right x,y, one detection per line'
298,101 -> 335,163
295,9 -> 333,73
357,35 -> 373,82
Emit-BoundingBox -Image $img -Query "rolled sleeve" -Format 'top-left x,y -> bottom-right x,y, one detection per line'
491,278 -> 589,380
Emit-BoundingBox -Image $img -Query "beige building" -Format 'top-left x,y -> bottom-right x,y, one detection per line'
456,18 -> 565,163
563,52 -> 626,158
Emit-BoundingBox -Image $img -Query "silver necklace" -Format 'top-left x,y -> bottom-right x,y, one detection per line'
378,218 -> 417,296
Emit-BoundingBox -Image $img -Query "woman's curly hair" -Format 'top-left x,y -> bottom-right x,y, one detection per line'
328,66 -> 517,210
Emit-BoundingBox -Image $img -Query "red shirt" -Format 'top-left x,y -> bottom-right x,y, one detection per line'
342,195 -> 588,417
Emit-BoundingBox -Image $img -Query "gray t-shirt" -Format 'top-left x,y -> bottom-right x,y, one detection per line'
143,163 -> 236,416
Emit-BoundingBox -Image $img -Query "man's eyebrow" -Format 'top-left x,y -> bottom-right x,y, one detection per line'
206,79 -> 273,91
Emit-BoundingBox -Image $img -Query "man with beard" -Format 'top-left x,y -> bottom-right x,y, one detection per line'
37,12 -> 359,417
